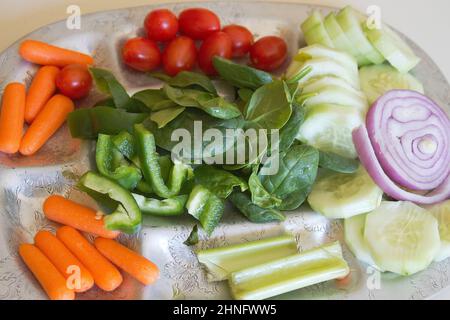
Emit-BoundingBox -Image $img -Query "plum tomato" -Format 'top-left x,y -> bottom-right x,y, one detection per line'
222,24 -> 254,58
162,36 -> 197,76
122,37 -> 161,72
250,36 -> 287,71
198,31 -> 232,75
55,64 -> 92,100
144,9 -> 178,42
178,8 -> 221,40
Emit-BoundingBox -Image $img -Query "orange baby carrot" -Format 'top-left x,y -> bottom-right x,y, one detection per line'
56,226 -> 123,292
19,40 -> 94,67
94,237 -> 159,286
19,94 -> 74,156
19,243 -> 75,300
43,195 -> 120,239
34,230 -> 94,293
0,82 -> 26,154
25,66 -> 60,124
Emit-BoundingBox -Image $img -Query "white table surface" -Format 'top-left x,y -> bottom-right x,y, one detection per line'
0,0 -> 449,300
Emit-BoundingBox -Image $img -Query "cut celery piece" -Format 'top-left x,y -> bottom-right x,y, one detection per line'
297,103 -> 363,158
229,241 -> 349,300
308,166 -> 383,219
359,64 -> 424,104
196,234 -> 298,282
363,23 -> 421,73
336,6 -> 384,65
364,201 -> 440,276
426,200 -> 450,262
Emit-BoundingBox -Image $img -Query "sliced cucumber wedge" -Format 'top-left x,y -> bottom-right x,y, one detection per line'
301,10 -> 323,33
308,166 -> 383,219
426,200 -> 450,262
302,76 -> 367,100
364,201 -> 440,276
336,6 -> 385,65
301,10 -> 335,48
359,64 -> 424,104
297,103 -> 363,158
364,23 -> 421,73
344,214 -> 381,269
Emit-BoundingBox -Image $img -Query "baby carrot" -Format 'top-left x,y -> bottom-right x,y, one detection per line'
34,230 -> 94,293
19,243 -> 75,300
25,66 -> 60,124
94,237 -> 159,286
0,82 -> 26,154
19,94 -> 74,156
19,40 -> 94,67
56,226 -> 123,292
43,195 -> 120,239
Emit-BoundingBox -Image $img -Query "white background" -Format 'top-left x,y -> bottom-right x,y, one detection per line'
0,0 -> 449,299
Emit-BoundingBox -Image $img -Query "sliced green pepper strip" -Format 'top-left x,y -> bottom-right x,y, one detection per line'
135,180 -> 153,195
96,134 -> 142,190
79,172 -> 142,234
134,124 -> 189,198
132,194 -> 188,216
112,131 -> 141,167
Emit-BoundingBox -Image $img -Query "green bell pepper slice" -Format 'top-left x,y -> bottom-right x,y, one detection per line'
112,131 -> 141,167
79,172 -> 142,234
96,134 -> 142,190
132,194 -> 188,216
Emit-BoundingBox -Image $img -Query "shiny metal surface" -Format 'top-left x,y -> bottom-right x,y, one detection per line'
1,1 -> 449,300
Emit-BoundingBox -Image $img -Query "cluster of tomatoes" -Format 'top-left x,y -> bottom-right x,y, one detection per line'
122,8 -> 288,76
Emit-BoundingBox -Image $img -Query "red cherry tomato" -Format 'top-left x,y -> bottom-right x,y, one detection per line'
222,24 -> 254,58
178,8 -> 221,40
162,36 -> 197,76
198,31 -> 232,75
250,36 -> 288,71
122,37 -> 161,72
144,9 -> 178,42
55,64 -> 92,100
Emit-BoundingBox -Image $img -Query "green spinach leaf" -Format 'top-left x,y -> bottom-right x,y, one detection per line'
150,106 -> 186,128
152,71 -> 217,94
248,166 -> 282,208
184,225 -> 199,246
319,151 -> 359,173
90,68 -> 131,109
132,89 -> 177,112
229,192 -> 285,223
277,104 -> 305,152
194,165 -> 248,199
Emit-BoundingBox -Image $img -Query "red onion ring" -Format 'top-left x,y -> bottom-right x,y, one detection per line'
366,90 -> 450,191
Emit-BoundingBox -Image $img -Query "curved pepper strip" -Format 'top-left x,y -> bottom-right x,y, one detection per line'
79,172 -> 142,234
96,134 -> 142,190
112,131 -> 141,167
134,124 -> 190,198
132,194 -> 188,216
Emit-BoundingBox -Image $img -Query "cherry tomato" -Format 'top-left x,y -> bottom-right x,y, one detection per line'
122,37 -> 161,72
250,36 -> 287,71
162,36 -> 197,76
178,8 -> 221,40
198,31 -> 232,75
144,9 -> 178,42
222,24 -> 254,58
55,64 -> 92,100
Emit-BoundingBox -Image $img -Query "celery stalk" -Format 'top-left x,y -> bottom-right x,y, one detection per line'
196,235 -> 298,282
229,241 -> 349,300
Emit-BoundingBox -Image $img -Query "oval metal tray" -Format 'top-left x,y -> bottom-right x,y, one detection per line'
1,1 -> 449,300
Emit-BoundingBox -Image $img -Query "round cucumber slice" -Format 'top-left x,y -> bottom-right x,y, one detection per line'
426,200 -> 450,262
363,23 -> 421,73
308,166 -> 383,219
359,64 -> 424,104
336,6 -> 385,65
302,76 -> 367,100
364,201 -> 440,276
297,103 -> 363,158
344,214 -> 382,269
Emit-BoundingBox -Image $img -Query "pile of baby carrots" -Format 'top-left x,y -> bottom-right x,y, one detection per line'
0,40 -> 93,156
19,195 -> 159,300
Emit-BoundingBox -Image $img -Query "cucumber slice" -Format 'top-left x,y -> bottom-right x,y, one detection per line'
336,6 -> 385,65
323,12 -> 369,66
308,166 -> 383,219
364,23 -> 421,73
301,10 -> 323,33
302,76 -> 367,100
301,10 -> 334,48
344,214 -> 381,269
359,64 -> 424,104
426,200 -> 450,262
364,201 -> 440,276
297,103 -> 363,158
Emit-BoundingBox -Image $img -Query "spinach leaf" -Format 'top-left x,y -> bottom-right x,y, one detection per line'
150,106 -> 186,128
184,225 -> 199,246
213,57 -> 273,90
194,165 -> 248,199
90,68 -> 131,109
259,144 -> 319,210
163,85 -> 241,120
277,104 -> 305,152
152,71 -> 217,94
238,88 -> 254,103
229,192 -> 285,223
244,80 -> 292,130
132,89 -> 177,111
319,151 -> 359,173
248,166 -> 282,209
